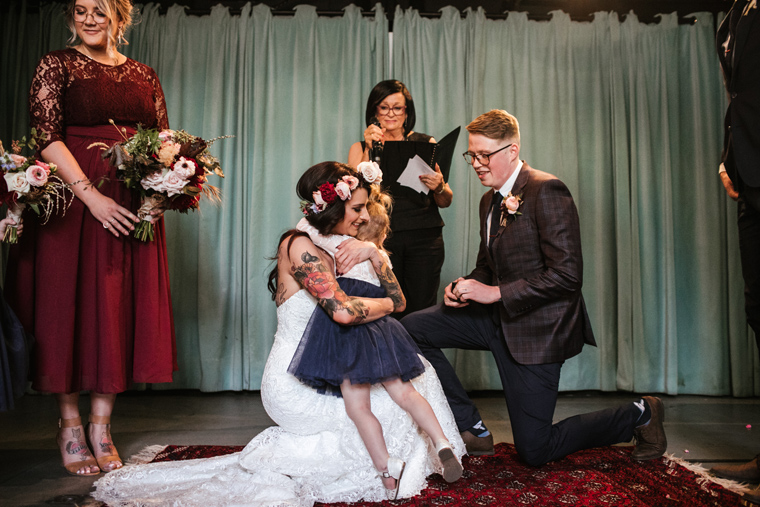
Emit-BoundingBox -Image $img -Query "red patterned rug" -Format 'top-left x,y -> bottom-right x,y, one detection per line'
148,443 -> 745,506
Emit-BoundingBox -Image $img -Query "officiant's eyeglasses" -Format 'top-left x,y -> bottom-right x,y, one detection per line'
376,105 -> 406,116
463,144 -> 513,166
73,9 -> 109,24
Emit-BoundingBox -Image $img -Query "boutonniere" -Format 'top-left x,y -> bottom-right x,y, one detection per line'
499,192 -> 523,226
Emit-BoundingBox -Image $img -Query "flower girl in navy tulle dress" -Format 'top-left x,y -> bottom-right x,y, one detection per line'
269,161 -> 462,500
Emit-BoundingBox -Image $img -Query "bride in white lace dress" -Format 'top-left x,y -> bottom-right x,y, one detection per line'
93,162 -> 464,507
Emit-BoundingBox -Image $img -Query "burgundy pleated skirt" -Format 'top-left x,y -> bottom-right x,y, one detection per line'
5,125 -> 177,394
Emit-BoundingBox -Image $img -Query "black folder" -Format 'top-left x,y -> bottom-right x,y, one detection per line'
379,126 -> 460,185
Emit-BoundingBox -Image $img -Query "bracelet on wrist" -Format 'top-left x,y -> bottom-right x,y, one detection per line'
436,182 -> 446,194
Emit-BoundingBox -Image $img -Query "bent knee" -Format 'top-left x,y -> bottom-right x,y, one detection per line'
343,399 -> 373,423
385,381 -> 419,410
515,445 -> 551,467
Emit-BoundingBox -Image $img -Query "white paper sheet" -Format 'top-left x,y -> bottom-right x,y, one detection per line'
396,155 -> 436,194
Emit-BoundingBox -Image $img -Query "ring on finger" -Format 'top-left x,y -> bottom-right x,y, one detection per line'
103,222 -> 109,229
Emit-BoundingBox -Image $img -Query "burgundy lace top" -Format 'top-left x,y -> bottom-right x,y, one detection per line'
29,48 -> 169,151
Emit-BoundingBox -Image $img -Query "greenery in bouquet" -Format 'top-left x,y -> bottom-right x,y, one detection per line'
98,123 -> 225,241
0,129 -> 73,243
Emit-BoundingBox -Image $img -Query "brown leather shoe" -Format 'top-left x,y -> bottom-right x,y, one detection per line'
631,396 -> 667,461
711,456 -> 760,482
460,430 -> 494,456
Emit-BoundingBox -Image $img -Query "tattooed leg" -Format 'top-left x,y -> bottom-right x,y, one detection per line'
57,419 -> 100,475
56,392 -> 99,475
88,393 -> 122,472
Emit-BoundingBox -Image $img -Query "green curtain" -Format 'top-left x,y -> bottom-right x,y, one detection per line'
1,2 -> 753,395
392,7 -> 752,395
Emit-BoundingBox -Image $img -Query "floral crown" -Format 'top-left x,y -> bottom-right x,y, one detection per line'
299,162 -> 383,216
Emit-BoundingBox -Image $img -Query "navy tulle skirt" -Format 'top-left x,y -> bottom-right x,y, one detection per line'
288,278 -> 425,397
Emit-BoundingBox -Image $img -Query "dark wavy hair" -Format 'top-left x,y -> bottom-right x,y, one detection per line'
266,161 -> 373,298
298,161 -> 373,235
364,80 -> 416,136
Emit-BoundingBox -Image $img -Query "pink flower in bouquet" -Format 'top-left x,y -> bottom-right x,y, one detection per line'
172,157 -> 197,180
9,154 -> 26,168
141,169 -> 167,192
158,129 -> 175,142
4,171 -> 30,194
25,165 -> 49,187
157,142 -> 181,167
334,180 -> 352,201
35,160 -> 51,174
162,170 -> 187,197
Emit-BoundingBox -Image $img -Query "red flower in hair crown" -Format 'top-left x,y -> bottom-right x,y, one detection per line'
300,175 -> 361,215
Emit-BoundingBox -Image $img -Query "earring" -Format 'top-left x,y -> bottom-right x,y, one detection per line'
117,27 -> 126,46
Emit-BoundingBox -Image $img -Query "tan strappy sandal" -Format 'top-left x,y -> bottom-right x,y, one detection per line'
57,417 -> 100,476
88,414 -> 122,472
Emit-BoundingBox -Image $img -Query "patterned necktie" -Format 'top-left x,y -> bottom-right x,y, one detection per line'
489,191 -> 502,246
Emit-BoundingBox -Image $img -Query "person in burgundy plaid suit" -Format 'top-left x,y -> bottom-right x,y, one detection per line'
402,109 -> 667,466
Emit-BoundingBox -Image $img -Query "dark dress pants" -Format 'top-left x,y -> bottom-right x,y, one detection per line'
402,302 -> 641,466
385,227 -> 444,319
738,184 -> 760,343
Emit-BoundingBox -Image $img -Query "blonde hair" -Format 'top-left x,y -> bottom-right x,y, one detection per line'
466,109 -> 520,144
66,0 -> 135,49
357,186 -> 393,248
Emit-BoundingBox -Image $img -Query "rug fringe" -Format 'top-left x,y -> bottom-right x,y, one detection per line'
664,453 -> 753,495
126,444 -> 167,465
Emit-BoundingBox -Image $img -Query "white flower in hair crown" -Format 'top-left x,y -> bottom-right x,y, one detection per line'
300,175 -> 360,216
357,161 -> 383,184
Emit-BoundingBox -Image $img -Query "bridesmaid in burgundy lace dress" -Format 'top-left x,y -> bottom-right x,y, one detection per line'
5,0 -> 176,476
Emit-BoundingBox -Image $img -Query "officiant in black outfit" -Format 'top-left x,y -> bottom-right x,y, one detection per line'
348,80 -> 453,318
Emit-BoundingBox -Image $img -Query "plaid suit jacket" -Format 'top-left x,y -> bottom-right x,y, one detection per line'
468,163 -> 596,365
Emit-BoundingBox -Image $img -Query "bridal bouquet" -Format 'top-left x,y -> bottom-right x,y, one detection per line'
0,129 -> 72,243
99,124 -> 225,241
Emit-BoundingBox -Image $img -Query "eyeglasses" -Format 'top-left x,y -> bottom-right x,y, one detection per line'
73,9 -> 108,24
462,144 -> 513,166
376,105 -> 406,117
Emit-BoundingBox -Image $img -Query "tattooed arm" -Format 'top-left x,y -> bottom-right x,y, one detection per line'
334,238 -> 406,313
287,236 -> 395,325
372,254 -> 406,313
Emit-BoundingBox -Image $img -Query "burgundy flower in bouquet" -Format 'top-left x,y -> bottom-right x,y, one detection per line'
0,129 -> 73,243
97,123 -> 226,241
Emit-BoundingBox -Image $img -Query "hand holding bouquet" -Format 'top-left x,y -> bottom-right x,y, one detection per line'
0,129 -> 73,243
99,124 -> 225,241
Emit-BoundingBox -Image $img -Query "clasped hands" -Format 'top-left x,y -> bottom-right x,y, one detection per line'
334,237 -> 383,275
445,277 -> 501,307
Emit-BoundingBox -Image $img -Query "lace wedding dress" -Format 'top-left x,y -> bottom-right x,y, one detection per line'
93,221 -> 465,507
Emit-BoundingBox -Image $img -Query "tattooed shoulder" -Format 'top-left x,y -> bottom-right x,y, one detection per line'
301,251 -> 319,264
